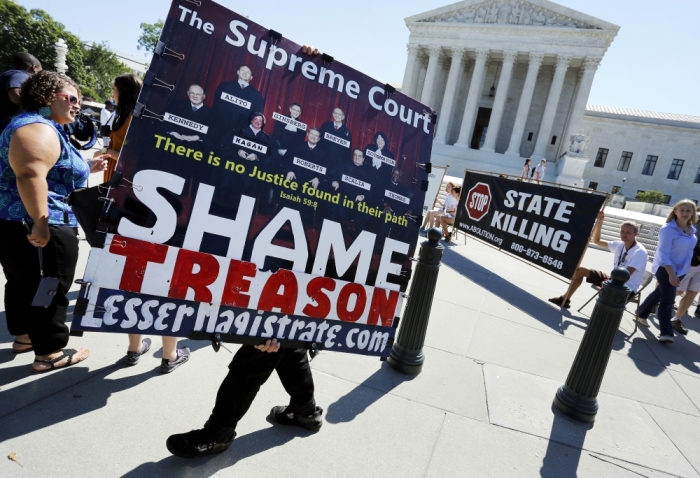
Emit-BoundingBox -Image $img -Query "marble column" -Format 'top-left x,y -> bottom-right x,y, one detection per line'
480,50 -> 517,152
456,48 -> 489,147
420,46 -> 443,107
530,54 -> 571,161
504,51 -> 544,156
401,44 -> 421,99
563,57 -> 601,152
434,47 -> 467,144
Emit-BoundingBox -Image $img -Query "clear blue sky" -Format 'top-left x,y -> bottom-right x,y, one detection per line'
14,0 -> 700,116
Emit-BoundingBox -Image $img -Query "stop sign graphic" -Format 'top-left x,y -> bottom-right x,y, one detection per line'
465,182 -> 492,221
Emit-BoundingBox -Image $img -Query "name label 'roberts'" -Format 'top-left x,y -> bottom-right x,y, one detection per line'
365,149 -> 395,167
233,136 -> 268,154
272,112 -> 307,131
342,174 -> 370,191
164,112 -> 209,134
293,157 -> 326,175
220,92 -> 251,109
385,189 -> 410,204
324,132 -> 350,148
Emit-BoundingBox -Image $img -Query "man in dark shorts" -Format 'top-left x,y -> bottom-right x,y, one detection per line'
549,211 -> 648,309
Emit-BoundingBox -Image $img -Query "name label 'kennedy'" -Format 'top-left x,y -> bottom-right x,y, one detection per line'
293,157 -> 326,174
233,136 -> 268,154
272,112 -> 307,131
385,189 -> 410,204
342,174 -> 370,190
324,132 -> 350,148
365,149 -> 395,167
220,92 -> 251,109
164,112 -> 209,134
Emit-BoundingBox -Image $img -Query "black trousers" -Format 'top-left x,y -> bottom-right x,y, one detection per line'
0,220 -> 79,355
210,345 -> 315,429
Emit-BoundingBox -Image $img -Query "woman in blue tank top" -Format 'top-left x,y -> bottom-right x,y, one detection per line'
0,71 -> 106,372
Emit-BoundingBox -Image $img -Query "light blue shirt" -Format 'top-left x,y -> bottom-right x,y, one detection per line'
652,220 -> 698,276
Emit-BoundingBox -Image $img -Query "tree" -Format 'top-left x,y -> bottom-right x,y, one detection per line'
0,0 -> 130,102
137,20 -> 164,54
635,190 -> 665,204
83,42 -> 132,101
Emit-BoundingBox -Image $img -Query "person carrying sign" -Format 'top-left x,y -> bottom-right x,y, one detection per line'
549,211 -> 648,309
166,45 -> 324,459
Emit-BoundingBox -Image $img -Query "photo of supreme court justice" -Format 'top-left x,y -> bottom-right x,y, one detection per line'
364,131 -> 395,183
319,107 -> 352,163
272,103 -> 306,158
213,65 -> 265,136
165,84 -> 213,144
381,167 -> 415,243
331,148 -> 373,203
285,127 -> 329,190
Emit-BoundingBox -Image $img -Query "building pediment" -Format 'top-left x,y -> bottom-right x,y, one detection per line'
408,0 -> 619,32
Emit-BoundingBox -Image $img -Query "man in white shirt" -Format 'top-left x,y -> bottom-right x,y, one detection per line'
549,211 -> 648,309
534,159 -> 546,184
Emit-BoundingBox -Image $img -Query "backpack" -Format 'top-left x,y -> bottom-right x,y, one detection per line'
530,166 -> 536,178
63,110 -> 98,150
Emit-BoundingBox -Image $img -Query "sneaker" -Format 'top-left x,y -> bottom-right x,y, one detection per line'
160,347 -> 190,374
657,335 -> 674,344
694,307 -> 700,319
166,421 -> 235,458
125,338 -> 152,366
269,405 -> 323,432
635,317 -> 650,327
671,319 -> 689,336
548,296 -> 571,309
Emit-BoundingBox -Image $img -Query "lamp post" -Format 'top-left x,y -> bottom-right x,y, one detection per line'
620,177 -> 626,195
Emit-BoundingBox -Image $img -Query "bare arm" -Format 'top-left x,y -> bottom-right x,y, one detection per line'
7,88 -> 22,106
592,211 -> 608,249
8,123 -> 61,247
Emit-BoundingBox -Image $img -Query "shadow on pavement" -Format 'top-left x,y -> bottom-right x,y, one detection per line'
539,405 -> 592,477
121,425 -> 308,478
325,362 -> 415,424
0,365 -> 155,443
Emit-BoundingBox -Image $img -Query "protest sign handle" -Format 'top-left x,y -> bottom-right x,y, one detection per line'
189,331 -> 324,354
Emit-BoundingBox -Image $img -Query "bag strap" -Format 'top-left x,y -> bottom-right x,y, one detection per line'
38,248 -> 44,278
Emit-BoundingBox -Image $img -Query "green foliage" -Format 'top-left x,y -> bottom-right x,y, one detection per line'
137,20 -> 164,53
0,0 -> 131,102
83,42 -> 131,101
635,190 -> 665,204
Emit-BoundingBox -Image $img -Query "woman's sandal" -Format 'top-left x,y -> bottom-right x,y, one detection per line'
32,348 -> 90,374
12,340 -> 33,354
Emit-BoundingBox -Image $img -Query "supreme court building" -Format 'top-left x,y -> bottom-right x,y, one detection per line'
403,0 -> 700,204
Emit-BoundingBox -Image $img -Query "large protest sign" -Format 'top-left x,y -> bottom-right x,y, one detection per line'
454,171 -> 607,279
70,0 -> 434,357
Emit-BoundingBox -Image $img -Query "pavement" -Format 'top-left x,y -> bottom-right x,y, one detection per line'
2,177 -> 700,476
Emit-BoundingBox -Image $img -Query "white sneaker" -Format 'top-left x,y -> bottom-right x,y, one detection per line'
657,335 -> 674,343
635,317 -> 650,327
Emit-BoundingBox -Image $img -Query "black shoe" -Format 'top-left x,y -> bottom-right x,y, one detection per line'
671,319 -> 689,336
694,307 -> 700,319
166,422 -> 236,458
161,347 -> 190,374
548,296 -> 571,309
125,338 -> 152,366
269,405 -> 323,432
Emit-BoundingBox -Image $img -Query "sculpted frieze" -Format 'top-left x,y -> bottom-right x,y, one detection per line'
419,0 -> 599,30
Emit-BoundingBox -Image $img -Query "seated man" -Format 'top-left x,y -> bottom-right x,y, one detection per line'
549,212 -> 648,309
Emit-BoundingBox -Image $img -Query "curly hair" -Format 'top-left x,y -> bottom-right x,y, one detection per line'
19,71 -> 80,112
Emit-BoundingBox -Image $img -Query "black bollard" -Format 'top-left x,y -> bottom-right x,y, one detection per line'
388,227 -> 444,375
553,267 -> 631,422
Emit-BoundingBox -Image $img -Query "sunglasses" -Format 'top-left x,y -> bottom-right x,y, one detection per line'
55,93 -> 80,106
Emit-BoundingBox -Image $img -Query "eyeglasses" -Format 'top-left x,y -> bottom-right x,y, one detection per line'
55,93 -> 80,106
